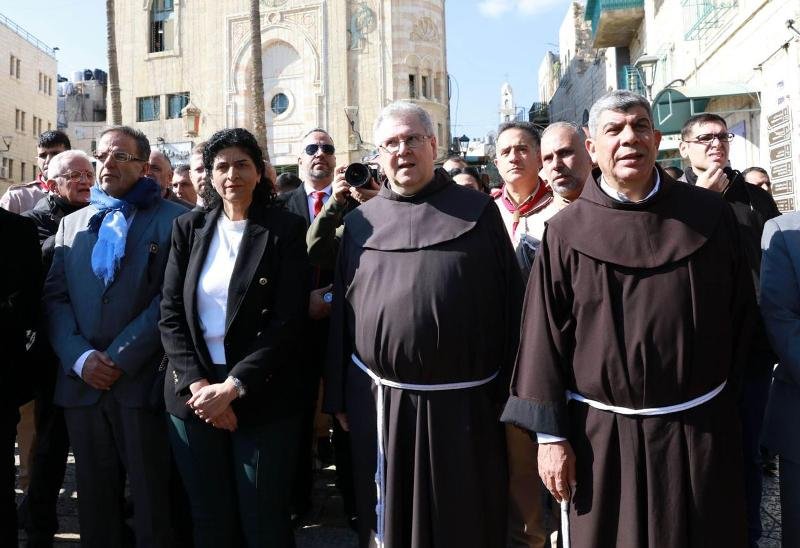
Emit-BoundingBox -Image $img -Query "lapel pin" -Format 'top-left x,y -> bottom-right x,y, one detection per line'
259,277 -> 268,286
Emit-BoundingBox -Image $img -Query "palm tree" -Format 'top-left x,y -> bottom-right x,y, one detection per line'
106,0 -> 122,125
249,0 -> 270,162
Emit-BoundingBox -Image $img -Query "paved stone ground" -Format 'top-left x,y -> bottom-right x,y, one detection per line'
15,447 -> 781,547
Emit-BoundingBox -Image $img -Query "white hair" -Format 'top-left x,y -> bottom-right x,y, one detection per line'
373,101 -> 434,144
46,150 -> 94,180
587,90 -> 653,137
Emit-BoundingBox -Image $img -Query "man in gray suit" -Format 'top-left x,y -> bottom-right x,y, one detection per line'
43,126 -> 185,547
760,211 -> 800,547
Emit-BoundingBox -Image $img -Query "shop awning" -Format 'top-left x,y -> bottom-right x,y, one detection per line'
652,83 -> 759,134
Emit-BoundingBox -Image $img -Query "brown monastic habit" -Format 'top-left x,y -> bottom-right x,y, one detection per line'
325,170 -> 523,548
502,168 -> 753,547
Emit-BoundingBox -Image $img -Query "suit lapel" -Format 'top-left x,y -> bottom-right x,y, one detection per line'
289,186 -> 311,227
225,211 -> 269,333
184,207 -> 220,367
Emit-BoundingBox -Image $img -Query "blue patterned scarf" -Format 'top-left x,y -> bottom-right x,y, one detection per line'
88,177 -> 161,286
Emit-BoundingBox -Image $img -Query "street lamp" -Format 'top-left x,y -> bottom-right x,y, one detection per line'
458,134 -> 469,158
634,54 -> 660,101
181,102 -> 201,137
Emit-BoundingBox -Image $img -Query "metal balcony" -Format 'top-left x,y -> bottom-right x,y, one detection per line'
680,0 -> 737,41
585,0 -> 645,48
619,65 -> 645,96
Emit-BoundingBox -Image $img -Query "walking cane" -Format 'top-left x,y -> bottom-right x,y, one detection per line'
561,490 -> 571,548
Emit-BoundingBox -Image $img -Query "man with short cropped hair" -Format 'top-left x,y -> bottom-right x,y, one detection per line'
743,166 -> 771,193
540,121 -> 592,207
503,91 -> 752,547
148,150 -> 191,209
43,125 -> 185,547
679,112 -> 780,547
0,130 -> 71,214
170,164 -> 197,205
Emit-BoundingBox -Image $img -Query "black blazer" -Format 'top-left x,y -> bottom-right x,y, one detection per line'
0,209 -> 42,406
159,201 -> 310,424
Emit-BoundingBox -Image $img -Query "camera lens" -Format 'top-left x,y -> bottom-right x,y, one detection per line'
344,163 -> 372,188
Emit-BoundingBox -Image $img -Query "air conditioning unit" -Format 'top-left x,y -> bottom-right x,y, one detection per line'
0,166 -> 8,179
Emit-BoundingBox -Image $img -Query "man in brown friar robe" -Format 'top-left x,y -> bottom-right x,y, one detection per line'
324,101 -> 523,548
501,90 -> 753,548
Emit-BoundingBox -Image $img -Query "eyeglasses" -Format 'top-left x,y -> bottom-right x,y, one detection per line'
93,150 -> 147,163
304,143 -> 335,156
379,134 -> 430,154
682,132 -> 735,144
54,170 -> 94,183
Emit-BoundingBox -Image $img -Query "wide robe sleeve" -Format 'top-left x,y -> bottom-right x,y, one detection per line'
322,228 -> 356,414
501,225 -> 574,438
159,215 -> 205,395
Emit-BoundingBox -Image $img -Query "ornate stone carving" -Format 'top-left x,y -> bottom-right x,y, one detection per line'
231,19 -> 248,48
262,0 -> 288,9
348,2 -> 376,51
410,16 -> 439,43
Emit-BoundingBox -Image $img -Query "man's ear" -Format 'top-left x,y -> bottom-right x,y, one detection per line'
45,178 -> 58,194
585,136 -> 598,164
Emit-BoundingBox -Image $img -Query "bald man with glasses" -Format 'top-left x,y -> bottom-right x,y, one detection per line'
679,112 -> 781,547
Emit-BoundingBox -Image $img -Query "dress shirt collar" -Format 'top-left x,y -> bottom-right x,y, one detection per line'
599,169 -> 660,203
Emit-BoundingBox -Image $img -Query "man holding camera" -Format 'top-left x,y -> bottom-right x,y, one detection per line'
280,129 -> 356,523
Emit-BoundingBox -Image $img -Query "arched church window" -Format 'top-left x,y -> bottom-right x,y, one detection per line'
150,0 -> 175,53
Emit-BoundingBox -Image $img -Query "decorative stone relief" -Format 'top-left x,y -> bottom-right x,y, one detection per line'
410,16 -> 439,43
262,0 -> 288,9
284,9 -> 319,44
348,2 -> 376,51
231,19 -> 249,47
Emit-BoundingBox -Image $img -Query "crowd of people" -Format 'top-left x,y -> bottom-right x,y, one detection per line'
1,90 -> 797,548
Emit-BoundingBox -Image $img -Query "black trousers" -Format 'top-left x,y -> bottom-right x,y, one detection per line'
64,394 -> 172,548
22,363 -> 70,547
2,404 -> 19,547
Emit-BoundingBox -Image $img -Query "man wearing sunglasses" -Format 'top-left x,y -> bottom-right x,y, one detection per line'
279,128 -> 358,525
679,112 -> 780,547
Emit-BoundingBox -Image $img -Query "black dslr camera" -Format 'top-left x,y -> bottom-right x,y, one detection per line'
344,163 -> 379,188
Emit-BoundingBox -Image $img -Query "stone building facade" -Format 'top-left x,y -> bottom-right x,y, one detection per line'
0,14 -> 57,195
112,0 -> 450,169
540,0 -> 800,211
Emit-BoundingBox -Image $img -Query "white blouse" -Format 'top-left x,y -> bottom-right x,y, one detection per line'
196,214 -> 248,365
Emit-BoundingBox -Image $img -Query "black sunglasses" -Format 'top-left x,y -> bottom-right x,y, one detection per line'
304,143 -> 335,155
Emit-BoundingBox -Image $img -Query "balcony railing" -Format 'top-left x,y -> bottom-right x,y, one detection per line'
619,65 -> 645,96
680,0 -> 737,41
585,0 -> 645,48
0,13 -> 56,57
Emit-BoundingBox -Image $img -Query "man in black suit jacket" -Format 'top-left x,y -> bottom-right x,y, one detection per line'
279,128 -> 354,521
0,209 -> 42,546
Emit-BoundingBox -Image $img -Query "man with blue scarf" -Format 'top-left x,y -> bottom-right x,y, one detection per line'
43,126 -> 186,548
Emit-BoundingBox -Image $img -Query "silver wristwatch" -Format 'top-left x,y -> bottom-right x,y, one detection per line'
227,376 -> 246,398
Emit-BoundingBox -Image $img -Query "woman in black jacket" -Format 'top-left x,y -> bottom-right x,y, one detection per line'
159,128 -> 309,548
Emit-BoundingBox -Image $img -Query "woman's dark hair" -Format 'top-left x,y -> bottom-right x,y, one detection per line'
200,128 -> 276,209
448,166 -> 485,191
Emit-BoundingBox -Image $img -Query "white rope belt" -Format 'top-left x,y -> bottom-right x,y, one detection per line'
351,353 -> 499,548
558,379 -> 727,548
566,380 -> 726,416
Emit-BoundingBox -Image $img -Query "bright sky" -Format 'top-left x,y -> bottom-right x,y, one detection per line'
1,0 -> 571,140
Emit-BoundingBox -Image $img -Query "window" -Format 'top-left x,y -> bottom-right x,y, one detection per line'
434,77 -> 442,100
21,162 -> 26,182
270,93 -> 289,116
8,159 -> 13,180
48,78 -> 53,95
150,0 -> 175,53
137,96 -> 161,122
409,74 -> 417,99
38,72 -> 42,91
16,59 -> 20,79
32,116 -> 37,136
9,55 -> 14,76
20,111 -> 25,132
421,76 -> 429,99
47,122 -> 52,131
15,109 -> 20,130
167,93 -> 189,118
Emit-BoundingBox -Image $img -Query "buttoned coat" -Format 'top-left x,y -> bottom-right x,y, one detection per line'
44,197 -> 187,408
159,201 -> 309,425
760,211 -> 800,462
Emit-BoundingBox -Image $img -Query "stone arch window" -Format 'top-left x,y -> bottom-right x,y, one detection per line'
150,0 -> 175,53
